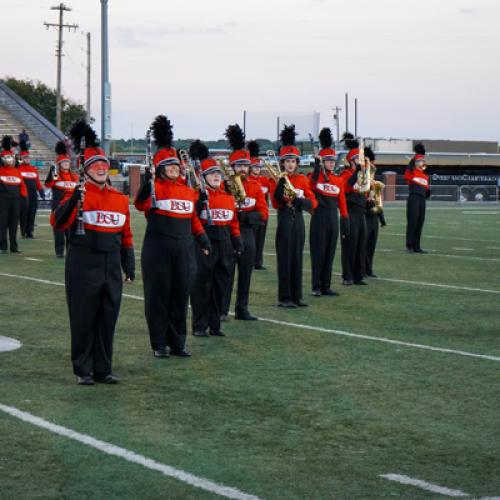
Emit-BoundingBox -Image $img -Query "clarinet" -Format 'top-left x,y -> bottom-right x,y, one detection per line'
145,128 -> 157,208
195,160 -> 213,226
309,134 -> 328,181
75,138 -> 86,236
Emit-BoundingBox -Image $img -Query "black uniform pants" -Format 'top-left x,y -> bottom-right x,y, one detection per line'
341,205 -> 367,282
223,224 -> 256,315
142,233 -> 196,351
54,228 -> 70,256
365,213 -> 379,276
310,207 -> 338,291
191,238 -> 235,332
20,193 -> 38,237
0,195 -> 20,252
65,245 -> 123,377
276,208 -> 305,303
406,194 -> 426,250
253,221 -> 267,268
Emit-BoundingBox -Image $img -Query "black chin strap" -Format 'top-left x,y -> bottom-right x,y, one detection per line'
85,171 -> 106,185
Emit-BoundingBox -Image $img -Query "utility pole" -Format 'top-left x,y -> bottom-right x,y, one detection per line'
101,0 -> 111,155
332,106 -> 342,146
86,32 -> 91,122
44,3 -> 78,131
345,92 -> 349,132
354,98 -> 358,136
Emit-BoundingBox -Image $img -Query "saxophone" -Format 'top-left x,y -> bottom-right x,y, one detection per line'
264,150 -> 297,201
218,158 -> 246,203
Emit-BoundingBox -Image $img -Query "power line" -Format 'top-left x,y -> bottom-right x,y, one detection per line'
44,3 -> 78,130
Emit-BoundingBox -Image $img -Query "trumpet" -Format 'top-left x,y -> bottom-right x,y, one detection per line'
178,149 -> 200,190
218,157 -> 246,204
264,150 -> 296,201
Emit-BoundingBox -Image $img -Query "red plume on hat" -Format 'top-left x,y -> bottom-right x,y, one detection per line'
413,143 -> 426,161
247,140 -> 263,166
318,128 -> 336,159
151,115 -> 179,167
69,119 -> 109,169
225,124 -> 250,165
19,139 -> 30,158
1,136 -> 14,157
279,124 -> 300,159
342,132 -> 359,162
189,139 -> 220,175
54,140 -> 70,164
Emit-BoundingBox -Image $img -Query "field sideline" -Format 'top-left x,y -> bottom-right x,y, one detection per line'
0,203 -> 499,499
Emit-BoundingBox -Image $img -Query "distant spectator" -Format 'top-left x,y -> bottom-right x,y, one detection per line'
18,129 -> 30,149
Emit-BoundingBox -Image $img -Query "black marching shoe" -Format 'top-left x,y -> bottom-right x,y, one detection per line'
354,280 -> 368,286
10,249 -> 21,254
193,330 -> 209,337
366,272 -> 378,278
406,247 -> 414,254
413,248 -> 428,254
294,300 -> 308,307
311,289 -> 322,297
209,329 -> 226,337
56,253 -> 64,258
153,348 -> 169,358
94,374 -> 119,384
170,349 -> 192,357
278,300 -> 298,309
76,375 -> 94,385
322,289 -> 339,296
220,314 -> 230,322
235,310 -> 258,321
342,279 -> 353,286
254,265 -> 266,270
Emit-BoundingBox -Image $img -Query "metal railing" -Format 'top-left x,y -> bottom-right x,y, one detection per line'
395,184 -> 499,203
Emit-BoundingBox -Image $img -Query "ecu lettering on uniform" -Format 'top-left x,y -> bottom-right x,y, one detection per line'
20,172 -> 38,179
55,181 -> 78,189
200,208 -> 234,222
83,210 -> 126,228
0,176 -> 21,185
156,199 -> 194,214
412,177 -> 428,187
239,197 -> 256,209
316,183 -> 340,195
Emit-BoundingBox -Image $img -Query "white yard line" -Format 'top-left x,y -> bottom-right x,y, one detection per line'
451,247 -> 474,251
24,257 -> 44,262
1,272 -> 500,363
384,232 -> 498,243
0,403 -> 260,500
380,473 -> 468,497
0,336 -> 22,352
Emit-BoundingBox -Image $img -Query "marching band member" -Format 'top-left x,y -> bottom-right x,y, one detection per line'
135,115 -> 210,358
248,140 -> 272,271
309,128 -> 349,296
51,120 -> 135,385
272,124 -> 317,308
405,143 -> 430,253
189,140 -> 243,337
364,146 -> 386,277
340,132 -> 370,285
18,140 -> 45,238
45,141 -> 78,257
0,136 -> 27,254
223,125 -> 268,321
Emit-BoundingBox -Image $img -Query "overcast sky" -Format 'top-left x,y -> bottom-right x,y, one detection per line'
4,0 -> 500,142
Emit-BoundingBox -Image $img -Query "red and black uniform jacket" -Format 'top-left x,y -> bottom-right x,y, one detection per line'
341,167 -> 367,209
237,177 -> 269,227
271,173 -> 318,213
51,182 -> 135,278
309,165 -> 348,218
196,187 -> 240,240
0,166 -> 27,199
404,168 -> 429,198
250,174 -> 272,203
45,169 -> 78,210
135,176 -> 208,247
19,164 -> 43,198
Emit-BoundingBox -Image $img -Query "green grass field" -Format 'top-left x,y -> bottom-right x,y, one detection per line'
1,203 -> 499,499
